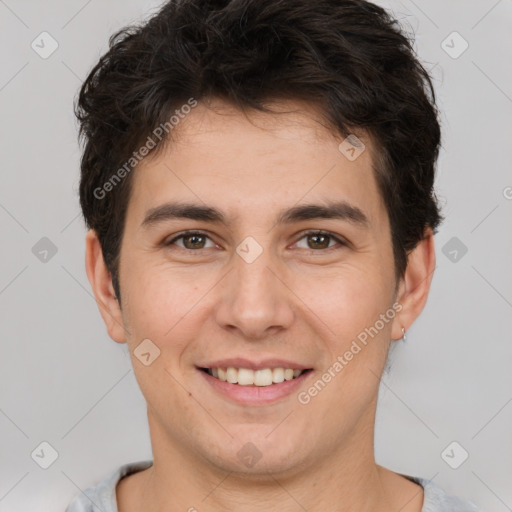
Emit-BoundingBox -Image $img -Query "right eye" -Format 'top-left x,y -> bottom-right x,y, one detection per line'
164,231 -> 217,251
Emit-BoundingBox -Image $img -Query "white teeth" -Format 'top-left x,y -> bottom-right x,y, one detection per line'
272,368 -> 285,383
237,368 -> 255,386
226,367 -> 238,384
205,367 -> 306,386
254,369 -> 273,386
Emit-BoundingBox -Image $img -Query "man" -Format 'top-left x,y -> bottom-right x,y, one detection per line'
67,0 -> 481,510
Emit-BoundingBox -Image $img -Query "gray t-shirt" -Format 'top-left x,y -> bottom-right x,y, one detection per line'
66,460 -> 482,512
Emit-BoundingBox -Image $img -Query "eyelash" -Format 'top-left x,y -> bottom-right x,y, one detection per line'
164,230 -> 347,253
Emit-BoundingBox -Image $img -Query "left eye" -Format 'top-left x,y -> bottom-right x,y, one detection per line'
295,231 -> 345,251
164,230 -> 345,251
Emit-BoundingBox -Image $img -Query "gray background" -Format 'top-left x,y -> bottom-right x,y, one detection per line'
0,0 -> 511,510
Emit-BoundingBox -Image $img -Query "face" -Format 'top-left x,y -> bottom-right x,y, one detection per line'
94,99 -> 412,476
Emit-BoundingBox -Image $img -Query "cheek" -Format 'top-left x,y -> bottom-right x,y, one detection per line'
121,259 -> 199,342
293,263 -> 394,343
120,266 -> 200,402
296,269 -> 395,416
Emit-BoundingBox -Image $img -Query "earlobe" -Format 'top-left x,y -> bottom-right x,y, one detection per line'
85,229 -> 127,344
391,228 -> 436,341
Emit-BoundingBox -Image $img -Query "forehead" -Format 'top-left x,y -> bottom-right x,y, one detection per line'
170,98 -> 358,155
127,98 -> 385,227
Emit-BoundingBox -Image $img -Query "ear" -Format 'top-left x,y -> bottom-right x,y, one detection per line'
85,229 -> 127,343
391,227 -> 436,341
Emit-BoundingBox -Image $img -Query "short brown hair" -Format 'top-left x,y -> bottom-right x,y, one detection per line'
76,0 -> 442,301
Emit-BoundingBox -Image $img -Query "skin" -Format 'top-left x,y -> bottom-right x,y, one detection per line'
86,98 -> 436,512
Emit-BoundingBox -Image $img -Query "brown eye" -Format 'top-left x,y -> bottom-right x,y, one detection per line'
165,231 -> 215,250
307,233 -> 330,249
295,231 -> 346,251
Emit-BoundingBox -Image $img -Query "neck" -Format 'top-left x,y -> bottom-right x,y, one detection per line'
120,404 -> 423,512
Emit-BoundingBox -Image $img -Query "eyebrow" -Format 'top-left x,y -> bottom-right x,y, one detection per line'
141,200 -> 370,229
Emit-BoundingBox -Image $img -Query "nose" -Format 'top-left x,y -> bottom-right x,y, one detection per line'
213,248 -> 295,341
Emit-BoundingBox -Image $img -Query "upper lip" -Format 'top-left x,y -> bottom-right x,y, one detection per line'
197,358 -> 312,371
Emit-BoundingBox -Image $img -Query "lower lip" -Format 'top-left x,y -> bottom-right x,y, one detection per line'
197,368 -> 313,406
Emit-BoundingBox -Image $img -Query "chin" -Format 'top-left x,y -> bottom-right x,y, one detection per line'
198,428 -> 310,476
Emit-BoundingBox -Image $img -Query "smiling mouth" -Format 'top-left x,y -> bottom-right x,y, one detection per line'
199,367 -> 313,386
